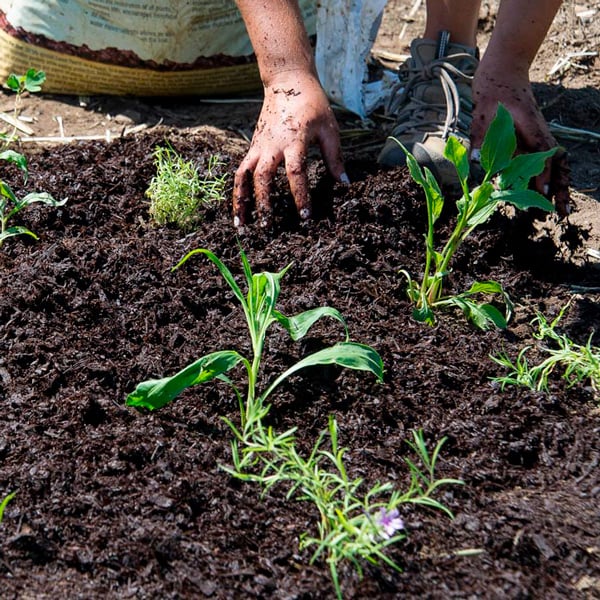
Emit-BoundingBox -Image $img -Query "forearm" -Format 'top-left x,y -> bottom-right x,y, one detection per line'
485,0 -> 563,74
236,0 -> 317,86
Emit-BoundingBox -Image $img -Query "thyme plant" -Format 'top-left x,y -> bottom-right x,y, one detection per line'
491,303 -> 599,399
127,247 -> 461,598
398,104 -> 557,330
146,143 -> 227,231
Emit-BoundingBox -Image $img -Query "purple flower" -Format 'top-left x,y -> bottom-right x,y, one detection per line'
377,508 -> 404,539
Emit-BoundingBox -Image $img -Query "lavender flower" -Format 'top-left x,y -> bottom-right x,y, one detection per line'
377,508 -> 404,539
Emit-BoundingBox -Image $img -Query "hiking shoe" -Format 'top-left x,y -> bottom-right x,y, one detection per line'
377,32 -> 479,188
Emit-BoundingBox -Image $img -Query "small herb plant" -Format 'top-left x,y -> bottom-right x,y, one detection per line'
398,104 -> 557,330
491,303 -> 599,399
126,247 -> 461,598
0,70 -> 66,248
146,143 -> 227,231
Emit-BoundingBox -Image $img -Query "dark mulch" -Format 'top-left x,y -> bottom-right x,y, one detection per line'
1,129 -> 598,599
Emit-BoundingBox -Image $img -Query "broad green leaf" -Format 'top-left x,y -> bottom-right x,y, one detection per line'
412,304 -> 435,326
424,168 -> 444,222
5,73 -> 19,92
444,136 -> 469,185
472,303 -> 507,329
1,226 -> 38,241
465,280 -> 505,295
404,145 -> 426,187
273,306 -> 348,341
24,69 -> 46,93
19,192 -> 65,207
0,181 -> 17,203
262,342 -> 384,399
0,149 -> 28,173
491,189 -> 555,212
126,350 -> 244,410
173,248 -> 246,308
479,104 -> 516,176
448,297 -> 506,330
465,182 -> 497,228
498,148 -> 558,190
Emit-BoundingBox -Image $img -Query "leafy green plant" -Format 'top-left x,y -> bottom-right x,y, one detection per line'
397,104 -> 557,330
491,303 -> 600,399
146,143 -> 227,231
0,70 -> 65,248
0,492 -> 16,524
126,247 -> 461,598
1,68 -> 46,149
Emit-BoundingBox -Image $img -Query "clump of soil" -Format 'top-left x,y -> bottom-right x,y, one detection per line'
0,129 -> 598,598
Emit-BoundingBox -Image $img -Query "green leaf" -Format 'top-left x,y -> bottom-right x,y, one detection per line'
1,226 -> 38,241
0,492 -> 16,523
0,150 -> 28,173
498,148 -> 558,190
424,168 -> 444,222
273,306 -> 348,341
444,136 -> 469,186
465,182 -> 497,228
173,248 -> 247,307
5,73 -> 19,92
479,104 -> 516,176
412,304 -> 435,326
24,69 -> 46,93
0,181 -> 17,203
465,280 -> 505,295
126,350 -> 244,410
404,146 -> 426,187
262,342 -> 384,399
19,192 -> 65,207
491,189 -> 555,212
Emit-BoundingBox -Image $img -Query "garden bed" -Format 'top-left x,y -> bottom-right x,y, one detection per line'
0,126 -> 598,598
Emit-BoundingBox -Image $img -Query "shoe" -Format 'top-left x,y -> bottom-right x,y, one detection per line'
377,32 -> 479,188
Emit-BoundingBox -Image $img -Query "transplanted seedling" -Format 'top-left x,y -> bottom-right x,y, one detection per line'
397,104 -> 557,330
491,302 -> 600,399
0,70 -> 66,248
146,143 -> 227,231
126,247 -> 461,599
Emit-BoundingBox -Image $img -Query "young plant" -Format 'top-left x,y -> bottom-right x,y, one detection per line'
0,69 -> 64,248
126,248 -> 461,598
491,303 -> 600,399
0,492 -> 15,524
146,143 -> 227,231
1,69 -> 46,148
398,104 -> 557,330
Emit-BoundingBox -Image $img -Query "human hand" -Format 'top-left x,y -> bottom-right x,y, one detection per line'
233,71 -> 346,227
470,63 -> 571,216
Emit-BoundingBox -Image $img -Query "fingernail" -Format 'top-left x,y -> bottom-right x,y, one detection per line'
233,216 -> 241,228
299,207 -> 311,220
543,184 -> 549,196
339,172 -> 350,185
470,148 -> 481,163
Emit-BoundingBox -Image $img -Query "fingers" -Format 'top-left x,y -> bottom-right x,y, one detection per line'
284,147 -> 311,220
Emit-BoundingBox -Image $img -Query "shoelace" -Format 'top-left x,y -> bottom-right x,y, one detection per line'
386,53 -> 478,139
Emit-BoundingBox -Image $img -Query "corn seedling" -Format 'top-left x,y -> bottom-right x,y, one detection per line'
397,104 -> 557,330
491,303 -> 600,399
146,143 -> 227,231
127,247 -> 461,598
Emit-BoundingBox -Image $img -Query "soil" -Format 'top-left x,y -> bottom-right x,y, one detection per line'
1,2 -> 599,599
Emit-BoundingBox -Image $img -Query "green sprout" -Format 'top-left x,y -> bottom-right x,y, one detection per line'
398,104 -> 557,330
146,143 -> 227,231
0,70 -> 65,248
126,247 -> 461,598
0,492 -> 16,524
2,68 -> 46,149
491,303 -> 600,399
